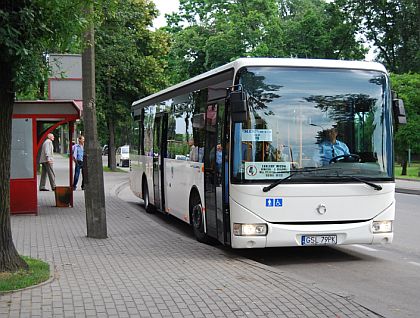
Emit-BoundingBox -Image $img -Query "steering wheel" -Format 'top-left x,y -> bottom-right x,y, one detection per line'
329,154 -> 361,164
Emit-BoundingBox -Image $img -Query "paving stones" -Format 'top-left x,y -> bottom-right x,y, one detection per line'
1,173 -> 380,317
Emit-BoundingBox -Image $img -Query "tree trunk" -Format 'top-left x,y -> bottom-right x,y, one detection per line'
401,158 -> 408,176
0,61 -> 28,272
82,2 -> 107,239
106,77 -> 116,171
107,117 -> 117,171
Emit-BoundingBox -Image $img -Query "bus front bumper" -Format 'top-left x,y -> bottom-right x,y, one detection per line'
230,199 -> 394,249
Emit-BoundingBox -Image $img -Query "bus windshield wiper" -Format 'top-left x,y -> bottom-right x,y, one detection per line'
340,175 -> 382,191
262,167 -> 328,193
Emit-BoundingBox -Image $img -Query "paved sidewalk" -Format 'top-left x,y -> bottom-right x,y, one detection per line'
1,157 -> 383,317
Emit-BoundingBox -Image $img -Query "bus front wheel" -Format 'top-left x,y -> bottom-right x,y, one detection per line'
191,197 -> 209,243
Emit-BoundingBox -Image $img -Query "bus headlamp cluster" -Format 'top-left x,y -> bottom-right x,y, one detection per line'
372,221 -> 392,233
233,223 -> 267,236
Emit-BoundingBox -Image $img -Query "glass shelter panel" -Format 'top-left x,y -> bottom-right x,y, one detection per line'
11,118 -> 33,179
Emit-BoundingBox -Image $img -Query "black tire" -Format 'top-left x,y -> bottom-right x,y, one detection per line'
142,180 -> 155,213
190,195 -> 210,243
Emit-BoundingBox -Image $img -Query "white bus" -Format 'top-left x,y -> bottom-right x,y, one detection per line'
130,58 -> 406,249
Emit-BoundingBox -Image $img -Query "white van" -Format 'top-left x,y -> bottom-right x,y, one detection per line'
116,145 -> 129,167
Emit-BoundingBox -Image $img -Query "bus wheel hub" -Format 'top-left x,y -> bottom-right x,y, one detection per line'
192,205 -> 203,229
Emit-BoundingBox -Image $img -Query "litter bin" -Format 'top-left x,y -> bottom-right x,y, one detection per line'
55,186 -> 72,207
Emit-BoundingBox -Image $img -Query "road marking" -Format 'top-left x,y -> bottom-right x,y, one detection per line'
408,262 -> 420,267
352,244 -> 378,252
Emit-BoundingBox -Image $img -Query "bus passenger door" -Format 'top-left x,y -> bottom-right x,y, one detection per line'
204,102 -> 229,244
153,113 -> 167,211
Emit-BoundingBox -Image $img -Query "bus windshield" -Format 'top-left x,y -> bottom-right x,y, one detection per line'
231,67 -> 393,183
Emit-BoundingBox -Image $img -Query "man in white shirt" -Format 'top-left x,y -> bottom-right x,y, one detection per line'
39,133 -> 56,191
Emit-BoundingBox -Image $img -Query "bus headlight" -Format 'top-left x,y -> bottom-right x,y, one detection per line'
372,221 -> 392,233
233,223 -> 267,236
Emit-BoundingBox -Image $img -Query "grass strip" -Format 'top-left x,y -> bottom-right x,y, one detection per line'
103,166 -> 127,173
394,163 -> 420,180
0,256 -> 50,292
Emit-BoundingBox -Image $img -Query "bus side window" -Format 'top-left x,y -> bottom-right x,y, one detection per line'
144,106 -> 155,157
192,89 -> 208,163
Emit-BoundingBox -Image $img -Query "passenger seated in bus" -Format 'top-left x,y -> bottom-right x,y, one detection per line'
256,142 -> 277,162
278,144 -> 289,161
317,127 -> 349,165
189,140 -> 200,162
189,139 -> 204,163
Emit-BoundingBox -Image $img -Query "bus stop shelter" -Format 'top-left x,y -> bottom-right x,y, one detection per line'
10,100 -> 81,214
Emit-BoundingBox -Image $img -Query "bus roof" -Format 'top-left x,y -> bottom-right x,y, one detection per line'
132,57 -> 387,110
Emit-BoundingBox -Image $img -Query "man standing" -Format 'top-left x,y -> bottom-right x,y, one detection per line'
39,133 -> 56,191
72,135 -> 85,190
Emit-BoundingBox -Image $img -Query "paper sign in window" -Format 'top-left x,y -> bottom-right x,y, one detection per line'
241,129 -> 272,142
244,162 -> 291,180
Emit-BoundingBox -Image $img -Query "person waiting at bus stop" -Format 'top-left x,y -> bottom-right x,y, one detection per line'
39,133 -> 56,191
72,135 -> 85,191
318,127 -> 349,166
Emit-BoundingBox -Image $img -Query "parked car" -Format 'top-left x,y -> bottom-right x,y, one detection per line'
116,145 -> 129,167
102,145 -> 108,156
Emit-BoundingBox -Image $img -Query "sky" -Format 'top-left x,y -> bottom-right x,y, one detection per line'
153,0 -> 180,28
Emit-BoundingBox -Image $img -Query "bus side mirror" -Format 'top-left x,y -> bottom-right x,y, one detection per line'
229,90 -> 248,123
393,98 -> 407,125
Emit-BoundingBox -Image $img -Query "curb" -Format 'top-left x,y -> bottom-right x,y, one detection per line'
396,188 -> 420,195
110,180 -> 129,197
396,178 -> 420,183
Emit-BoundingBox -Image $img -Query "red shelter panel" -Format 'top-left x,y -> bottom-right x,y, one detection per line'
10,179 -> 37,214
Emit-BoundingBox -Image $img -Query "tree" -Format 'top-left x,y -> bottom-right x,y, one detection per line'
280,0 -> 366,59
337,0 -> 420,73
390,73 -> 420,174
165,0 -> 366,82
83,1 -> 107,238
0,0 -> 86,271
95,0 -> 169,168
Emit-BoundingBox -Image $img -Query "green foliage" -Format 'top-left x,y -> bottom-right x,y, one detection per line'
0,0 -> 91,272
338,0 -> 420,73
281,0 -> 366,59
0,256 -> 50,292
164,0 -> 365,81
95,0 -> 170,146
0,0 -> 87,97
390,73 -> 420,156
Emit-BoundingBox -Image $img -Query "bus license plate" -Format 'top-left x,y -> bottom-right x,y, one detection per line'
301,235 -> 337,246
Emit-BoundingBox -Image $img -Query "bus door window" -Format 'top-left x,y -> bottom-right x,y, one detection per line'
204,103 -> 218,238
216,101 -> 229,244
152,113 -> 168,211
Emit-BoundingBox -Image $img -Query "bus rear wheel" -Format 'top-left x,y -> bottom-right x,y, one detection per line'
142,181 -> 154,213
191,197 -> 209,243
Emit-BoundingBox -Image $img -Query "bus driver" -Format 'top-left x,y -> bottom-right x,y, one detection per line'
318,127 -> 349,166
